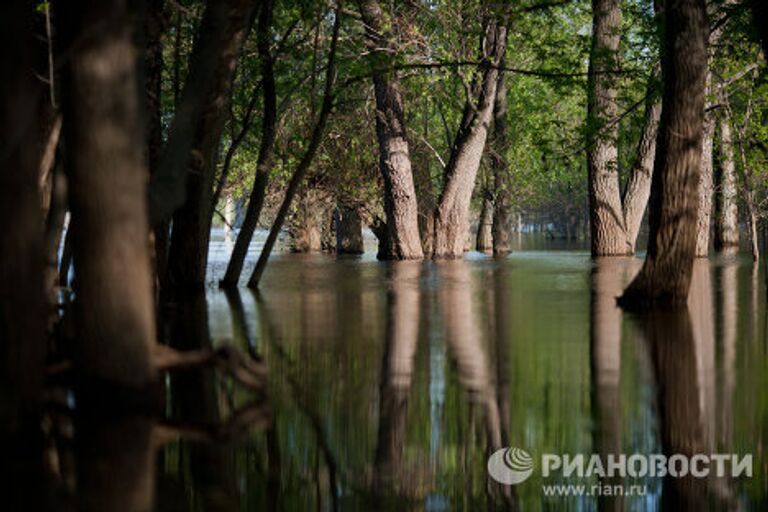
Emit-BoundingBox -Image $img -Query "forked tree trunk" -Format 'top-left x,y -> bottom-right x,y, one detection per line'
158,0 -> 258,289
619,0 -> 708,307
587,0 -> 630,256
623,71 -> 661,253
491,68 -> 512,255
358,0 -> 423,260
220,0 -> 277,287
59,0 -> 157,387
714,117 -> 739,253
168,0 -> 256,288
433,20 -> 507,258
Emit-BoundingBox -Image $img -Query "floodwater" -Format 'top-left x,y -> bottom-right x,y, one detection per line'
59,235 -> 768,510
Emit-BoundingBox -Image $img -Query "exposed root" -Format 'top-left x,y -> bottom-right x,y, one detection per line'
153,343 -> 268,390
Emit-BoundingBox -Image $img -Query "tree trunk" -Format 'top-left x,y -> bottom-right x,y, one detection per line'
714,117 -> 739,253
587,0 -> 629,256
165,0 -> 257,289
149,0 -> 258,224
623,71 -> 661,253
220,0 -> 277,287
288,189 -> 325,253
433,20 -> 507,258
143,0 -> 169,289
247,8 -> 341,288
414,98 -> 436,257
696,101 -> 715,257
335,206 -> 364,255
491,68 -> 512,255
476,195 -> 493,253
59,0 -> 157,387
696,3 -> 730,258
619,0 -> 708,307
0,0 -> 46,452
357,0 -> 423,260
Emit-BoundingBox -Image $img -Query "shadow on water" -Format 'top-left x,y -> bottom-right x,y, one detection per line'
9,248 -> 768,510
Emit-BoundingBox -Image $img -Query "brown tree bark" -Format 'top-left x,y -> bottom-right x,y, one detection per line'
491,68 -> 512,255
158,0 -> 258,289
357,0 -> 423,260
0,0 -> 46,463
335,206 -> 364,255
619,0 -> 708,307
220,0 -> 278,287
714,116 -> 739,252
433,19 -> 507,258
58,0 -> 157,387
696,101 -> 715,257
623,72 -> 661,253
587,0 -> 630,256
475,192 -> 493,253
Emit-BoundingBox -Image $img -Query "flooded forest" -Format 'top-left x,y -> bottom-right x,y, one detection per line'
2,0 -> 768,510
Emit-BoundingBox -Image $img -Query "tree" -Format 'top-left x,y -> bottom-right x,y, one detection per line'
0,0 -> 47,481
358,0 -> 424,260
623,71 -> 662,253
619,0 -> 709,307
154,0 -> 258,289
247,6 -> 341,288
714,114 -> 740,252
58,0 -> 157,387
491,66 -> 511,255
220,0 -> 278,287
433,16 -> 507,258
586,0 -> 629,256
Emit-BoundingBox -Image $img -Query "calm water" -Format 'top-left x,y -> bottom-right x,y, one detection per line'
143,235 -> 768,511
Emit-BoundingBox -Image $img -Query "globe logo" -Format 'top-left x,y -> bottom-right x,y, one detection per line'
487,447 -> 534,485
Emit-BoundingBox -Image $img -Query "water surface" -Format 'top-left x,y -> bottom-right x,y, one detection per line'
153,238 -> 768,510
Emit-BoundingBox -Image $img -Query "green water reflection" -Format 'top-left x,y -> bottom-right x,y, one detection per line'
158,251 -> 768,511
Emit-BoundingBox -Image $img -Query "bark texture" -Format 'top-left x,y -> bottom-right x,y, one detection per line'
162,0 -> 258,289
619,0 -> 708,307
714,117 -> 739,252
358,0 -> 423,259
475,195 -> 494,253
696,105 -> 715,257
433,20 -> 507,258
587,0 -> 629,256
220,0 -> 277,287
623,72 -> 661,253
335,206 -> 364,254
491,68 -> 512,255
59,0 -> 157,386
